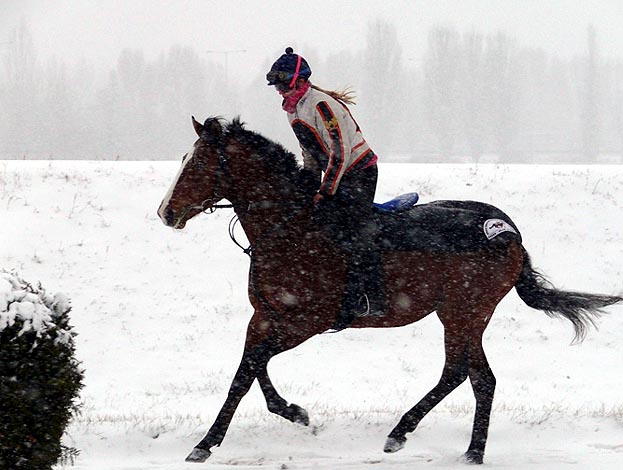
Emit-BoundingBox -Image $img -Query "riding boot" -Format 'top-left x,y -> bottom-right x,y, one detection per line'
358,246 -> 386,317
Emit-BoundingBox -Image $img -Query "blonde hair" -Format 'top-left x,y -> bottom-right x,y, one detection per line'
310,84 -> 357,106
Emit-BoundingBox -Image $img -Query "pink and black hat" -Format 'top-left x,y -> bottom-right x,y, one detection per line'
266,47 -> 312,89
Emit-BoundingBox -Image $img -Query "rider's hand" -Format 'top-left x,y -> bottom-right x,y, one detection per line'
313,192 -> 324,206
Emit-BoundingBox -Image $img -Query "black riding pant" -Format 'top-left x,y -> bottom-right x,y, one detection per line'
317,164 -> 378,256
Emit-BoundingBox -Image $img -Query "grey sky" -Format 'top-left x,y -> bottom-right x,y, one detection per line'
3,0 -> 623,86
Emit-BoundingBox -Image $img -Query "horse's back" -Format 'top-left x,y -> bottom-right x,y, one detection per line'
377,199 -> 522,254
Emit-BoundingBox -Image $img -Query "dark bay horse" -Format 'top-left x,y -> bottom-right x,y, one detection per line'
157,117 -> 622,465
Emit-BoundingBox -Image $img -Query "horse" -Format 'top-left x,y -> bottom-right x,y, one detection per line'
157,116 -> 622,465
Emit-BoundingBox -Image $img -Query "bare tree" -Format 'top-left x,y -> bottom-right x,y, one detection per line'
611,61 -> 623,158
581,25 -> 600,161
361,19 -> 406,155
1,21 -> 40,158
423,27 -> 461,159
460,31 -> 488,161
484,32 -> 520,162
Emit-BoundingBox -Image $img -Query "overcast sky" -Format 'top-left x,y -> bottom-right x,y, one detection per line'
3,0 -> 623,85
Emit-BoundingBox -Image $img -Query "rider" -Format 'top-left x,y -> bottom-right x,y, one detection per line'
266,47 -> 386,319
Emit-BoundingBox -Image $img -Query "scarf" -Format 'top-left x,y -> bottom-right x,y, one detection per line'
282,81 -> 310,114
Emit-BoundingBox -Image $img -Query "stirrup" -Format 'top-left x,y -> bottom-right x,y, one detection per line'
356,294 -> 385,318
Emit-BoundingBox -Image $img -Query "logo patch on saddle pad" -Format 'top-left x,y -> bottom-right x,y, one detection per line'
483,218 -> 517,240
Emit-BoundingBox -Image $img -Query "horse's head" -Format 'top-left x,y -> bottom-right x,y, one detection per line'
159,116 -> 313,231
158,116 -> 227,229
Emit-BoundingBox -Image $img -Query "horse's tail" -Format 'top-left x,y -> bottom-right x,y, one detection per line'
515,245 -> 623,343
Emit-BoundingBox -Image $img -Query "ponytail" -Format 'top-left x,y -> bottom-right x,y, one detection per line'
310,83 -> 357,106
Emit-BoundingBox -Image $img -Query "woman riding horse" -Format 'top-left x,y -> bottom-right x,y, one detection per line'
267,47 -> 385,318
158,116 -> 622,465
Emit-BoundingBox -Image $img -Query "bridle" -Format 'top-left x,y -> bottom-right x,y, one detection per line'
174,145 -> 232,223
174,140 -> 255,255
196,144 -> 234,211
173,133 -> 304,258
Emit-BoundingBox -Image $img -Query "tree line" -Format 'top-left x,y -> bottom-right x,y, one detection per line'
1,20 -> 622,162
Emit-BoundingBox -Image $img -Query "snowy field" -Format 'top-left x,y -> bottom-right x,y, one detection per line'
1,160 -> 622,469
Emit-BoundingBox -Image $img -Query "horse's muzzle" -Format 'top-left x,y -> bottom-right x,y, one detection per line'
158,206 -> 177,227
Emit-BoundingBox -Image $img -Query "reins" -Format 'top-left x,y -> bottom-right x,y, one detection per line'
202,145 -> 255,256
228,214 -> 253,256
194,139 -> 300,258
226,202 -> 295,258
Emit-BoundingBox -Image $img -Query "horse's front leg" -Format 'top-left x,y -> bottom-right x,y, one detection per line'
257,365 -> 310,426
185,342 -> 273,463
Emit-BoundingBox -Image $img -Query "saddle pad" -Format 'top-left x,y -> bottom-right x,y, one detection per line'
373,192 -> 419,213
377,200 -> 522,253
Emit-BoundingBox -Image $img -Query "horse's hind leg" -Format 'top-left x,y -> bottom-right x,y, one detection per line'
257,365 -> 310,426
463,334 -> 496,464
385,318 -> 470,453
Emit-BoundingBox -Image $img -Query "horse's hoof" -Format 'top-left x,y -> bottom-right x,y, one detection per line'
185,447 -> 212,463
290,404 -> 310,426
461,449 -> 484,465
383,436 -> 406,453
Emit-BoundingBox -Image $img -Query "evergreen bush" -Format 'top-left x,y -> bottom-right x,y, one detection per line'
0,271 -> 84,469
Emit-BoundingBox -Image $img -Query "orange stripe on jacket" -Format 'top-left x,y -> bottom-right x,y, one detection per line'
290,118 -> 329,155
316,101 -> 345,195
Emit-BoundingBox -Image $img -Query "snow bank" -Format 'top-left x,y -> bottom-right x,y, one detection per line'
0,270 -> 73,345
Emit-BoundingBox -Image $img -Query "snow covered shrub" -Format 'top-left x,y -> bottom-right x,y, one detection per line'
0,271 -> 84,469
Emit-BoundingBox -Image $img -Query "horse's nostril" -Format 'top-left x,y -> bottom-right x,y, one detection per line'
159,206 -> 176,226
166,207 -> 176,225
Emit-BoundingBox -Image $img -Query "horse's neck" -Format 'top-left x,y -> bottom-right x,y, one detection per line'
226,161 -> 311,244
235,207 -> 275,245
233,199 -> 311,246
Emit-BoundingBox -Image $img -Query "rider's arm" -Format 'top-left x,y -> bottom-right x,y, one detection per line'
302,148 -> 321,182
315,101 -> 351,196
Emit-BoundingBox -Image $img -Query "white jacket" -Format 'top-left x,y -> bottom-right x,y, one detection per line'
286,87 -> 376,196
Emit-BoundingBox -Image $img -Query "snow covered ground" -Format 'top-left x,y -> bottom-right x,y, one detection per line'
1,160 -> 622,469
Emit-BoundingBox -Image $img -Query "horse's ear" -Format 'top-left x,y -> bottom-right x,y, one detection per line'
192,116 -> 204,137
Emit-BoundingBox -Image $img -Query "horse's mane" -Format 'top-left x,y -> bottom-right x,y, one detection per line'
222,117 -> 302,185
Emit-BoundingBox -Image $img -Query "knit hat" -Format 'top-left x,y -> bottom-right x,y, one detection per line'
266,47 -> 312,88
